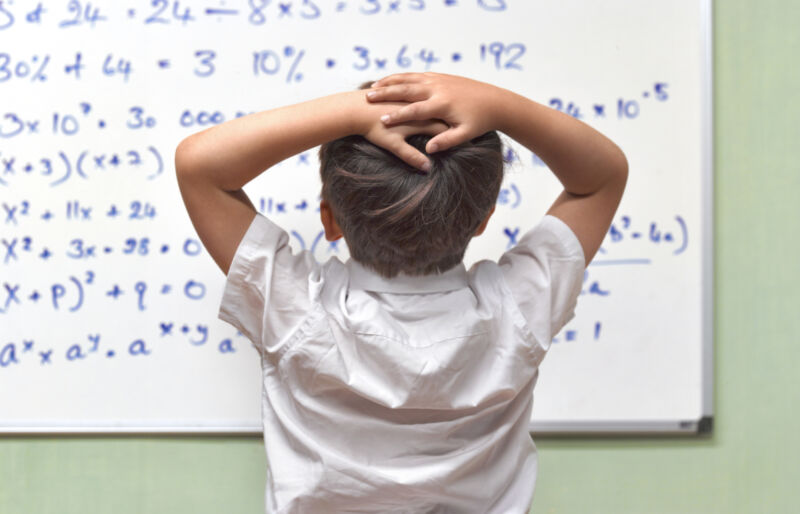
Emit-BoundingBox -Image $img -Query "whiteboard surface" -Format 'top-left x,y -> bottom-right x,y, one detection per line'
0,0 -> 712,433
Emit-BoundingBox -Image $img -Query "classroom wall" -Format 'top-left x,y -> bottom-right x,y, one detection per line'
2,1 -> 798,512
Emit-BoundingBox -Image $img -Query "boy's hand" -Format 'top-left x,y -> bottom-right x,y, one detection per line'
366,72 -> 506,154
363,116 -> 448,172
354,94 -> 447,171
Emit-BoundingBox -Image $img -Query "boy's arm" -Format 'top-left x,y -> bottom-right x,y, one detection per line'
367,72 -> 628,266
175,91 -> 444,274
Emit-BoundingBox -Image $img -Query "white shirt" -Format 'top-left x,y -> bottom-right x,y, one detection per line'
219,214 -> 584,514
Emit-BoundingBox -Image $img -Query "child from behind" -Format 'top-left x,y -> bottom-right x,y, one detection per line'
175,72 -> 627,513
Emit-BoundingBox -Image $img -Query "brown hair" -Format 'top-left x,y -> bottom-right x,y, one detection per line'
319,130 -> 504,278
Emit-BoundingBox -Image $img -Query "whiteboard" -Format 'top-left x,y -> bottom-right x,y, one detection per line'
0,0 -> 712,433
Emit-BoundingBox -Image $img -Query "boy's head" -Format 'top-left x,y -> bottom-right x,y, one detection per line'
318,130 -> 504,278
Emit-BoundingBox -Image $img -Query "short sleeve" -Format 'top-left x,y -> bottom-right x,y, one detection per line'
218,214 -> 317,355
498,215 -> 585,347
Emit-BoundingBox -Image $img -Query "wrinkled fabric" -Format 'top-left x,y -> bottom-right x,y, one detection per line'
219,214 -> 584,514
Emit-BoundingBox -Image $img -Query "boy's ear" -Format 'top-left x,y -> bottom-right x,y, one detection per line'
473,206 -> 496,237
320,201 -> 343,241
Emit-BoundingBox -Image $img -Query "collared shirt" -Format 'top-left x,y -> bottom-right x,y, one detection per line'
219,214 -> 584,514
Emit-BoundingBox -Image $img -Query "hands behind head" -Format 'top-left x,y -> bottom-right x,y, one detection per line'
365,72 -> 502,169
361,114 -> 448,172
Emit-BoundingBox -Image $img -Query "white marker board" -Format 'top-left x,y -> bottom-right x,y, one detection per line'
0,0 -> 712,433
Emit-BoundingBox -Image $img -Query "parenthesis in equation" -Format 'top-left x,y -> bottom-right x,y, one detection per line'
76,151 -> 88,179
510,183 -> 521,209
290,231 -> 306,250
147,146 -> 163,180
673,215 -> 688,255
66,275 -> 84,312
50,152 -> 72,187
310,230 -> 325,255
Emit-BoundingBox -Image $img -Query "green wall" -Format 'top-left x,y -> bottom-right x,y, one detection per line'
3,1 -> 799,512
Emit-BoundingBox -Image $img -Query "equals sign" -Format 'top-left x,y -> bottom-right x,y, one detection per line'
157,59 -> 170,69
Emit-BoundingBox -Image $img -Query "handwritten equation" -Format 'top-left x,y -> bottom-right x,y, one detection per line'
1,266 -> 208,313
0,44 -> 523,89
0,0 -> 510,34
1,324 -> 246,369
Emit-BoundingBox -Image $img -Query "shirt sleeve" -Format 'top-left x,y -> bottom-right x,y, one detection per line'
218,214 -> 317,355
498,215 -> 585,348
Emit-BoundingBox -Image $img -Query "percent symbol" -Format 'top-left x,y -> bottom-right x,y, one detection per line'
283,46 -> 305,83
30,55 -> 49,82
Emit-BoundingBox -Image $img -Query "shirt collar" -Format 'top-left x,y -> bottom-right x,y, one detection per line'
346,259 -> 468,294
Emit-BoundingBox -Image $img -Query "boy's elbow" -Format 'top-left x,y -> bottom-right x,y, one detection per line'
174,135 -> 212,183
174,136 -> 198,180
610,145 -> 628,189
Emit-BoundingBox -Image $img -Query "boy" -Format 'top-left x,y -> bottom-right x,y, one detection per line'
175,72 -> 627,513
